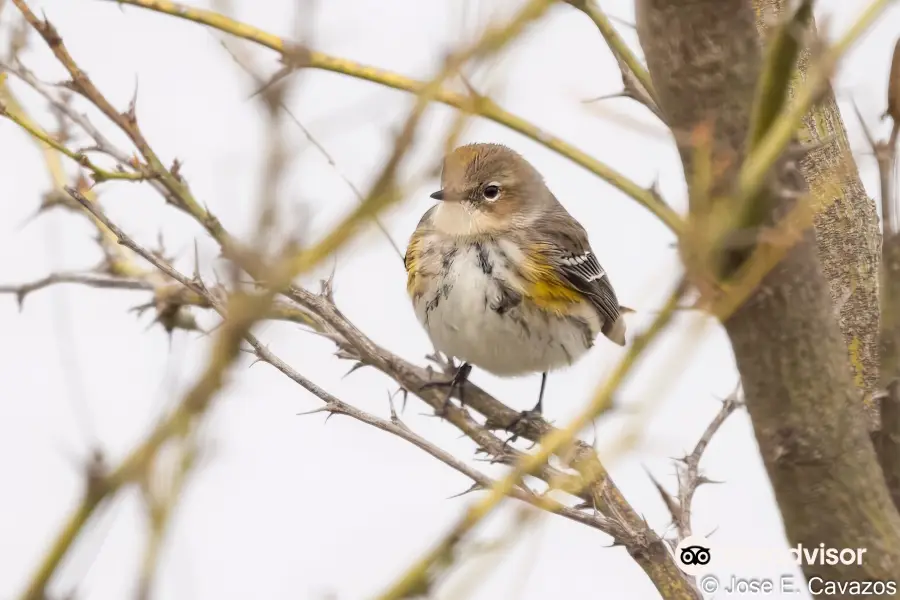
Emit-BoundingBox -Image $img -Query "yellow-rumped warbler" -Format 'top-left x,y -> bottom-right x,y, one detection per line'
404,143 -> 629,418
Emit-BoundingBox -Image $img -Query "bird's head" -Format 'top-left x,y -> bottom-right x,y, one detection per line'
429,143 -> 548,236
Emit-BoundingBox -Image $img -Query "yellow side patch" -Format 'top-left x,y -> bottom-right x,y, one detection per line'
520,243 -> 583,313
405,230 -> 424,297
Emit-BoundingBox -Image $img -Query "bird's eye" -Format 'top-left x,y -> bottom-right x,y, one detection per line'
482,184 -> 501,201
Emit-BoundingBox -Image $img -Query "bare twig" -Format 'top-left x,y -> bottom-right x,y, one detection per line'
674,388 -> 743,539
0,272 -> 152,308
0,96 -> 149,182
213,35 -> 406,262
244,334 -> 623,535
563,0 -> 662,120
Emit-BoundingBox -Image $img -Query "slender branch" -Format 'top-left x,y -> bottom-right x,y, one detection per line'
0,272 -> 152,307
0,71 -> 146,275
213,36 -> 406,263
647,389 -> 743,543
675,389 -> 743,539
244,335 -> 624,535
563,0 -> 661,119
99,0 -> 684,234
0,98 -> 147,182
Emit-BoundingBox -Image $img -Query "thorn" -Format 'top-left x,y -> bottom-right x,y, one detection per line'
321,262 -> 336,300
608,14 -> 636,29
193,238 -> 202,281
447,482 -> 482,499
398,387 -> 409,413
204,320 -> 225,337
388,387 -> 410,417
644,467 -> 681,521
582,90 -> 630,104
16,207 -> 50,231
332,346 -> 355,360
696,475 -> 723,486
387,390 -> 399,422
125,75 -> 139,123
130,300 -> 155,317
342,362 -> 366,379
248,357 -> 265,368
851,98 -> 877,148
171,158 -> 184,181
296,406 -> 332,417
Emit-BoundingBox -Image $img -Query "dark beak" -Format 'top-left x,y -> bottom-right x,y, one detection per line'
430,189 -> 445,201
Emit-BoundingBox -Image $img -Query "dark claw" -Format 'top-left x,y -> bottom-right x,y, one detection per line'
420,362 -> 472,415
504,372 -> 548,441
504,409 -> 543,444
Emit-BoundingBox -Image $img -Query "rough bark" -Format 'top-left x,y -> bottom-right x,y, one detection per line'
878,235 -> 900,510
755,0 -> 883,429
636,0 -> 900,584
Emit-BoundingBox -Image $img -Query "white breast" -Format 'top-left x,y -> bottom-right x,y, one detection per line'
412,240 -> 599,377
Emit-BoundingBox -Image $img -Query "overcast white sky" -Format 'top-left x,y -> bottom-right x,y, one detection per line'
1,0 -> 898,598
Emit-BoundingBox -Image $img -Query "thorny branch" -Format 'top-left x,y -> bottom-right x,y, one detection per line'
650,389 -> 744,542
68,183 -> 617,535
244,336 -> 625,534
0,272 -> 153,307
564,0 -> 663,121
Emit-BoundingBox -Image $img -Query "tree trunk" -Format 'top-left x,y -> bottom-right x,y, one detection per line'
755,0 -> 883,427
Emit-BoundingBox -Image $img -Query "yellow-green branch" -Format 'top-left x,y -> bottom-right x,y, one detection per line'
103,0 -> 684,234
0,99 -> 146,182
565,0 -> 657,103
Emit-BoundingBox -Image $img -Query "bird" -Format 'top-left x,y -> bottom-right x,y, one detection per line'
404,143 -> 628,422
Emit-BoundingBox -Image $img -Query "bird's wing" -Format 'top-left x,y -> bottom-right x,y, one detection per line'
527,208 -> 624,343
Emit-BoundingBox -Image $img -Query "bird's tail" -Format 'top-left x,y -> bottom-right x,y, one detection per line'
602,306 -> 634,347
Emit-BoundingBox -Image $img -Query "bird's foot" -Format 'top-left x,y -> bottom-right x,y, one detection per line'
503,408 -> 544,446
420,362 -> 472,416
